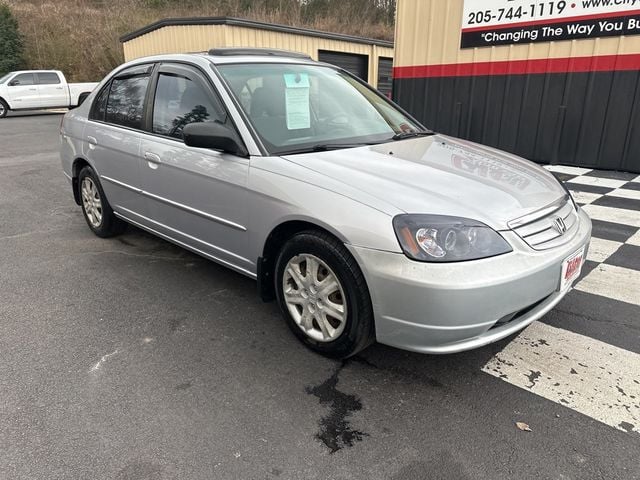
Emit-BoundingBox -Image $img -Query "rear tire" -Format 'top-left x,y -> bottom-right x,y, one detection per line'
0,99 -> 8,118
78,166 -> 126,238
275,231 -> 375,359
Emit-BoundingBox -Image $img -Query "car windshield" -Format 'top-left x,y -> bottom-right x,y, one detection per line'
217,63 -> 424,155
0,73 -> 13,84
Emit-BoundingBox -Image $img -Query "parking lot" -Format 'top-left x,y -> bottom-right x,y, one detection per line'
1,113 -> 639,479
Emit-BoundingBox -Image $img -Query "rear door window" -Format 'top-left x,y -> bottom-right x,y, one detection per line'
105,68 -> 151,130
152,70 -> 226,140
36,72 -> 61,85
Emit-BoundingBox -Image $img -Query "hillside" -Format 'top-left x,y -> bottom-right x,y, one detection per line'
4,0 -> 395,81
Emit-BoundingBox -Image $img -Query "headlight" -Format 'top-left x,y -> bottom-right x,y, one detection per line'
393,215 -> 512,262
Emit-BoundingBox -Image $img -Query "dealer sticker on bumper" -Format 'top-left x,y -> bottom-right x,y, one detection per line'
560,247 -> 585,292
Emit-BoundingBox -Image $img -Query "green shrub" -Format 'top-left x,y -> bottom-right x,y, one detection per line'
0,3 -> 23,75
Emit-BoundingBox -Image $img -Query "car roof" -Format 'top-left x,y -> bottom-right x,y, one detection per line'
206,55 -> 318,65
9,70 -> 61,74
208,47 -> 312,60
110,50 -> 338,83
121,49 -> 321,68
200,48 -> 318,66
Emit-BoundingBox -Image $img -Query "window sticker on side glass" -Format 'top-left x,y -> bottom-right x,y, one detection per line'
284,73 -> 310,130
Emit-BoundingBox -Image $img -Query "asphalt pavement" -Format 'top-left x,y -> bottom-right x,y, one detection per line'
1,113 -> 638,480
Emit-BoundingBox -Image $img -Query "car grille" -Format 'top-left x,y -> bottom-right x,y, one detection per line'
509,197 -> 578,250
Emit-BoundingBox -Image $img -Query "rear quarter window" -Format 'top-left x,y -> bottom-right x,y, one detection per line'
89,83 -> 110,122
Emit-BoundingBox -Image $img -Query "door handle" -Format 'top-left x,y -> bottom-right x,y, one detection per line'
55,87 -> 64,90
29,88 -> 37,91
144,152 -> 162,169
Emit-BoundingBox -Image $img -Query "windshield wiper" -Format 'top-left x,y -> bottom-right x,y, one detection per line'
313,142 -> 377,151
278,143 -> 375,155
391,131 -> 436,141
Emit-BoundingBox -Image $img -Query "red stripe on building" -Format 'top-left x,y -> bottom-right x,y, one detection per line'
393,54 -> 640,79
462,9 -> 640,33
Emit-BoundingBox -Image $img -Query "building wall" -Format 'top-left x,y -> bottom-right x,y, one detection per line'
393,0 -> 640,172
122,24 -> 394,89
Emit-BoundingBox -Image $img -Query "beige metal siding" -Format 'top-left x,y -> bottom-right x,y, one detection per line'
395,0 -> 640,68
123,25 -> 227,60
122,24 -> 393,88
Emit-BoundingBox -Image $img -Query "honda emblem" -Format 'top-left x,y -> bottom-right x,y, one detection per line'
552,216 -> 567,235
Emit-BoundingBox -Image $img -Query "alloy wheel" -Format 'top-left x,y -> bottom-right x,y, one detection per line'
283,254 -> 347,342
81,176 -> 103,228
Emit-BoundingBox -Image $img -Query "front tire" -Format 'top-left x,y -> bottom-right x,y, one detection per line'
0,99 -> 9,118
275,231 -> 375,359
78,166 -> 126,238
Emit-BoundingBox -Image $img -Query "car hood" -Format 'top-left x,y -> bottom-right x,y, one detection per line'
281,135 -> 566,230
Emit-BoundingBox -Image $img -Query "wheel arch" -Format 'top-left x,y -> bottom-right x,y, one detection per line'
257,219 -> 347,302
71,157 -> 92,205
0,96 -> 10,112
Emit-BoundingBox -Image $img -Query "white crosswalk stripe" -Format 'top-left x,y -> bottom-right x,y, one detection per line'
545,165 -> 593,176
570,190 -> 602,205
608,188 -> 640,201
568,176 -> 629,189
582,204 -> 640,228
585,237 -> 622,263
575,264 -> 640,306
482,322 -> 640,434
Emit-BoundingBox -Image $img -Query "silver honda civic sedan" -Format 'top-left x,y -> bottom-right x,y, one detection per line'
60,49 -> 591,358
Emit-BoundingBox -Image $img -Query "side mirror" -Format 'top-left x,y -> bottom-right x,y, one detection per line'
8,79 -> 19,86
183,122 -> 248,157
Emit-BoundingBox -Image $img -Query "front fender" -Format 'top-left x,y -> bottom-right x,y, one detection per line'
247,162 -> 403,265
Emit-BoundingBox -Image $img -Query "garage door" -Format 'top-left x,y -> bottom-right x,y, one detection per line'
318,50 -> 369,82
377,57 -> 393,97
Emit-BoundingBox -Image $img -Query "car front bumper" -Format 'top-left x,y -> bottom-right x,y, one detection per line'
348,209 -> 592,354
